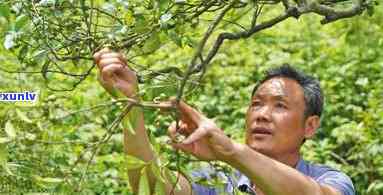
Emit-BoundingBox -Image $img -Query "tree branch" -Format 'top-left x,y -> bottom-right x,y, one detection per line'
311,0 -> 367,24
176,0 -> 236,101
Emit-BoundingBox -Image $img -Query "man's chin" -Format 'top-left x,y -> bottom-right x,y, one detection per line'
247,142 -> 273,156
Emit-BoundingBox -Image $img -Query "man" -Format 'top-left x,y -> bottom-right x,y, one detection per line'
94,48 -> 355,195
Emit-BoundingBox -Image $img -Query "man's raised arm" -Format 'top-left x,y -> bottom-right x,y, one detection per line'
93,48 -> 191,194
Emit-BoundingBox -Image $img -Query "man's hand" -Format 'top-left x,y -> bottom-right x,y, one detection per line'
93,48 -> 138,98
168,100 -> 239,162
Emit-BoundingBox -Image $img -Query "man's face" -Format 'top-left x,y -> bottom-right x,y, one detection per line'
245,77 -> 307,158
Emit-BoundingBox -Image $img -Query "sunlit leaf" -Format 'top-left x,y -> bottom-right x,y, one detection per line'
142,32 -> 162,53
125,155 -> 147,170
165,169 -> 181,191
0,137 -> 11,144
15,14 -> 29,31
174,0 -> 186,4
16,109 -> 32,123
154,180 -> 166,195
151,163 -> 165,183
34,175 -> 64,184
38,0 -> 56,6
4,32 -> 16,50
5,120 -> 16,138
0,144 -> 7,166
122,116 -> 136,135
138,167 -> 150,195
124,10 -> 135,26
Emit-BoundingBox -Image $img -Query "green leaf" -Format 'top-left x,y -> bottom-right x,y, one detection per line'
165,169 -> 181,191
0,4 -> 11,20
134,14 -> 149,33
125,155 -> 147,170
174,0 -> 186,3
154,180 -> 166,195
34,175 -> 64,184
167,30 -> 182,47
157,0 -> 170,13
142,32 -> 162,53
16,109 -> 32,123
122,116 -> 136,135
4,32 -> 16,50
151,163 -> 165,183
15,14 -> 29,31
5,121 -> 16,138
124,10 -> 135,26
138,167 -> 150,195
0,144 -> 12,175
0,137 -> 11,144
0,144 -> 7,166
123,106 -> 141,135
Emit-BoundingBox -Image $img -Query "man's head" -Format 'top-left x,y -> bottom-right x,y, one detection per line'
245,64 -> 323,159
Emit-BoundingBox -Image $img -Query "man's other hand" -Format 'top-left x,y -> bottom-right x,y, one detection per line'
94,48 -> 138,98
168,100 -> 239,162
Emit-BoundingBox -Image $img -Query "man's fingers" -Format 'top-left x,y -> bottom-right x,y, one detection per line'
168,121 -> 178,140
182,127 -> 209,145
168,121 -> 191,143
173,100 -> 203,125
99,52 -> 126,65
99,57 -> 126,69
100,64 -> 124,83
171,142 -> 195,154
93,48 -> 111,65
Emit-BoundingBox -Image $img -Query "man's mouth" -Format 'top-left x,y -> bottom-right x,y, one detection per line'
251,127 -> 273,135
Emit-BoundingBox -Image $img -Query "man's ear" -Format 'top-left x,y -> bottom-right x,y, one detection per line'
304,115 -> 320,139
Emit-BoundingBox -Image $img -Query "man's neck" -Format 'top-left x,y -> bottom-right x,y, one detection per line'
270,151 -> 301,168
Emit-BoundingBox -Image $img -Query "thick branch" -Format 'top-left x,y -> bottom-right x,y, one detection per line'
200,8 -> 294,73
310,0 -> 366,24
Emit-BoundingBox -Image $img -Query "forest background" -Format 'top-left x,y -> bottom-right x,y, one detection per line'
0,0 -> 382,194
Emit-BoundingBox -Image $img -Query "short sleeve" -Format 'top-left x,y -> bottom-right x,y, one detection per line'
192,183 -> 217,195
317,171 -> 355,195
190,167 -> 234,195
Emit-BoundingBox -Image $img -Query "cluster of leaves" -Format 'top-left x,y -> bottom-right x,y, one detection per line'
0,0 -> 382,194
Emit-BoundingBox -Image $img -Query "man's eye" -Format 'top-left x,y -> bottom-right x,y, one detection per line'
252,101 -> 262,107
275,102 -> 287,109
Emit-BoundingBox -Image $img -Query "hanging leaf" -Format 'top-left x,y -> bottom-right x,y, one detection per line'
142,32 -> 162,53
0,137 -> 11,144
5,120 -> 16,139
0,144 -> 12,175
122,115 -> 136,135
138,167 -> 150,195
123,106 -> 141,135
0,144 -> 7,166
125,155 -> 147,170
151,163 -> 165,183
34,175 -> 64,184
16,109 -> 32,123
154,180 -> 166,195
165,169 -> 181,191
15,14 -> 29,31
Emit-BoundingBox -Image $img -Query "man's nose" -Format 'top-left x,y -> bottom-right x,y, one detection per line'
255,105 -> 272,123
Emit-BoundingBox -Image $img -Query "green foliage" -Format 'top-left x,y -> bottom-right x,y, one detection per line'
0,0 -> 382,194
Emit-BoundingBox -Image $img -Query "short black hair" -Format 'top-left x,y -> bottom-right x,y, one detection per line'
252,64 -> 324,118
